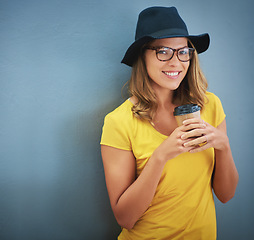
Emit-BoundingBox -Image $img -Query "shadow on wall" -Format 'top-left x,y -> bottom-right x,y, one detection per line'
54,102 -> 122,239
0,102 -> 122,240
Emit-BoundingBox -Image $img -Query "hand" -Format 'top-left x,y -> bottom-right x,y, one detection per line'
181,118 -> 229,153
152,120 -> 206,163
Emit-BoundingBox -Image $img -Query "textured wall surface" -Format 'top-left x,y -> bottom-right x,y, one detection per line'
0,0 -> 253,239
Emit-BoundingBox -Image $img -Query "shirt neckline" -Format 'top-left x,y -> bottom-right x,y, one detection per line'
127,99 -> 168,139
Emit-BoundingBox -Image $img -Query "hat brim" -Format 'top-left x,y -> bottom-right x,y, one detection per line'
121,33 -> 210,67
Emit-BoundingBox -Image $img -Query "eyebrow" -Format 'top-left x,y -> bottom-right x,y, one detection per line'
150,46 -> 188,49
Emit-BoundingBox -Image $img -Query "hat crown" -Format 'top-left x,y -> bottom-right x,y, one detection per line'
135,7 -> 189,40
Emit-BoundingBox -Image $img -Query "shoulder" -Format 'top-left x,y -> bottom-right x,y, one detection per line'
103,99 -> 136,132
205,91 -> 221,103
105,99 -> 134,123
101,99 -> 135,150
204,91 -> 225,110
202,91 -> 225,127
204,91 -> 224,109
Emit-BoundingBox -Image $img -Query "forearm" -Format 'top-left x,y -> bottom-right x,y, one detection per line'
114,155 -> 165,229
213,138 -> 239,203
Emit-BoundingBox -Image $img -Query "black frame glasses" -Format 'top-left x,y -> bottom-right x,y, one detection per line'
146,46 -> 195,62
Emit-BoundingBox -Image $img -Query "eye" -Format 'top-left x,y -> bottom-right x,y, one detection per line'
178,48 -> 189,55
157,48 -> 169,55
157,48 -> 170,55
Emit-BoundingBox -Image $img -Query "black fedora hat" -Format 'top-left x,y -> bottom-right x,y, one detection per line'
121,6 -> 210,67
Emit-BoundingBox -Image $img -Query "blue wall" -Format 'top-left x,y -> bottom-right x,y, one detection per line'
0,0 -> 253,239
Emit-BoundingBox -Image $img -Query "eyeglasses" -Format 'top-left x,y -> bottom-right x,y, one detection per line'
146,46 -> 195,62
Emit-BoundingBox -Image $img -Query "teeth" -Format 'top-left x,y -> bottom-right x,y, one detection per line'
164,72 -> 179,76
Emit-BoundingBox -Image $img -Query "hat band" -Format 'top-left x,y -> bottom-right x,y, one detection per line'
137,28 -> 189,40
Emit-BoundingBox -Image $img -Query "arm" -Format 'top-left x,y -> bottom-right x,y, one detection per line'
211,119 -> 239,203
181,118 -> 239,203
101,145 -> 165,230
101,123 -> 200,229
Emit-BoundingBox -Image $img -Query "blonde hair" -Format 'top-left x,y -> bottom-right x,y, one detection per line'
128,40 -> 208,122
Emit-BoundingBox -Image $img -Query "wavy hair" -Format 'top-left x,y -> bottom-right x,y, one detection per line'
127,40 -> 208,122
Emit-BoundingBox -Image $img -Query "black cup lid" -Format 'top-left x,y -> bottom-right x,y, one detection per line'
173,104 -> 201,116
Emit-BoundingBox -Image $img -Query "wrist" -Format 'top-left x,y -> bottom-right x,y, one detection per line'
151,149 -> 167,166
216,135 -> 230,152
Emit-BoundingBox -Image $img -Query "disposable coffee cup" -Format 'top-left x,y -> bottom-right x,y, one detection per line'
173,104 -> 201,127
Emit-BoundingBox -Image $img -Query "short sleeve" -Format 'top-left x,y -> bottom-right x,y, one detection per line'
100,113 -> 132,151
202,92 -> 226,127
213,94 -> 226,127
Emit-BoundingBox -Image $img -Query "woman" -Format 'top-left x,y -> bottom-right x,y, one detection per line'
100,6 -> 238,240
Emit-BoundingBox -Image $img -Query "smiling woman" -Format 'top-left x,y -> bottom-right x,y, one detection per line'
100,6 -> 238,240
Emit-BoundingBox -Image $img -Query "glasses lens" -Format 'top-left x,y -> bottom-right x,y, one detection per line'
156,48 -> 173,61
178,47 -> 194,62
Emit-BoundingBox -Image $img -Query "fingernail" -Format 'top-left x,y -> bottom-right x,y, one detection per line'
181,134 -> 186,139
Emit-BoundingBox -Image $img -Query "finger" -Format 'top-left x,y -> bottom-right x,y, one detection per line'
181,123 -> 206,132
183,118 -> 204,125
189,141 -> 211,153
180,142 -> 194,153
181,129 -> 206,140
183,135 -> 207,147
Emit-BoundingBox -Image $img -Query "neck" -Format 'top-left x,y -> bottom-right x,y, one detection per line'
152,89 -> 177,126
155,89 -> 174,110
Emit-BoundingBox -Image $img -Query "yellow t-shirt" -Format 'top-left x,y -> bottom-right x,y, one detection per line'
100,92 -> 225,240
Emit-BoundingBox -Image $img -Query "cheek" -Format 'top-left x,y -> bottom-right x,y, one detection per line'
144,57 -> 155,78
183,62 -> 190,74
185,61 -> 190,69
146,63 -> 160,81
145,55 -> 161,76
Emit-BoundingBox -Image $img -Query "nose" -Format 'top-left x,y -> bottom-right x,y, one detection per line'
168,52 -> 180,65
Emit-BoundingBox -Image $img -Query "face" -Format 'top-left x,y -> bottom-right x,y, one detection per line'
144,37 -> 190,94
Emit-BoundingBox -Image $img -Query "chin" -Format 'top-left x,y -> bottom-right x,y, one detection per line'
168,82 -> 182,91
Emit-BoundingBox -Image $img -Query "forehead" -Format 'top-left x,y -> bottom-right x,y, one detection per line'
151,37 -> 188,47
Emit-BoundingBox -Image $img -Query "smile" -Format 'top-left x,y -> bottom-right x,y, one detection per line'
163,71 -> 180,76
